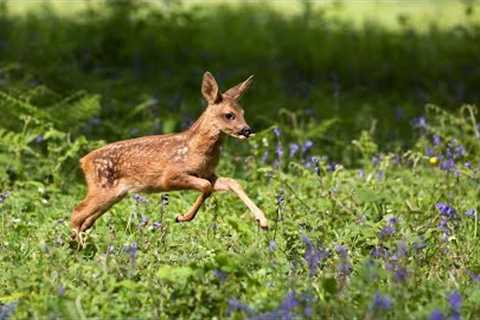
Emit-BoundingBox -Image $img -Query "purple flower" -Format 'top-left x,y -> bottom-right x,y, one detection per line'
448,291 -> 462,313
34,135 -> 45,144
467,271 -> 480,282
275,143 -> 284,160
132,193 -> 148,204
433,134 -> 441,146
436,203 -> 456,218
394,266 -> 408,282
372,292 -> 392,310
138,215 -> 149,228
289,143 -> 300,158
279,291 -> 299,312
464,161 -> 472,169
426,147 -> 434,157
227,298 -> 255,316
412,116 -> 427,129
152,221 -> 162,230
0,302 -> 17,320
358,169 -> 365,178
213,269 -> 227,283
269,240 -> 277,252
439,159 -> 456,172
261,150 -> 269,163
124,242 -> 138,268
464,208 -> 476,218
302,140 -> 314,154
379,217 -> 397,239
273,127 -> 282,138
371,246 -> 387,259
58,284 -> 65,297
413,238 -> 427,251
302,235 -> 329,277
0,191 -> 11,204
372,155 -> 381,166
429,309 -> 445,320
327,162 -> 336,172
335,245 -> 348,259
161,193 -> 169,206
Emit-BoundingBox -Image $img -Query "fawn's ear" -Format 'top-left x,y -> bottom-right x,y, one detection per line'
201,71 -> 222,105
223,75 -> 254,100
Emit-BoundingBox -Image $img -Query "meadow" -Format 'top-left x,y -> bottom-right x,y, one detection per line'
1,1 -> 480,319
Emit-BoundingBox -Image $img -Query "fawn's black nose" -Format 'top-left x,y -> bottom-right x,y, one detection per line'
239,127 -> 254,138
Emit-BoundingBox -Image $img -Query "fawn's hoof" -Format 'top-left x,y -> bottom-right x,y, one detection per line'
257,219 -> 269,230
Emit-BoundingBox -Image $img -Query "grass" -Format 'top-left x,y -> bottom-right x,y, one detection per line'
1,1 -> 480,319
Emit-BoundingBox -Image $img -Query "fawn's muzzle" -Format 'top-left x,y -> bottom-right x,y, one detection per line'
239,127 -> 254,138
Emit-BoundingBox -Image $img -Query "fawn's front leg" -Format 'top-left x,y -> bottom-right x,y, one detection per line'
213,177 -> 268,229
165,174 -> 212,223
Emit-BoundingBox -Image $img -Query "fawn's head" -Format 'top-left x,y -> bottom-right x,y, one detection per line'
201,71 -> 255,140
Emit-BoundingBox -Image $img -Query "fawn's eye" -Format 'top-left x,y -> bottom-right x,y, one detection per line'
224,112 -> 236,120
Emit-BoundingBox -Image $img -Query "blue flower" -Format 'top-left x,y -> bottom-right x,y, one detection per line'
0,191 -> 11,204
426,147 -> 434,157
273,127 -> 282,138
429,309 -> 445,320
439,159 -> 456,172
269,240 -> 277,252
372,292 -> 392,310
213,269 -> 227,283
464,208 -> 476,218
379,217 -> 397,239
448,291 -> 462,314
302,235 -> 329,277
289,143 -> 300,158
433,134 -> 441,146
335,244 -> 348,259
227,298 -> 255,316
302,140 -> 314,154
275,143 -> 284,160
436,203 -> 456,218
412,116 -> 427,129
0,302 -> 17,320
132,193 -> 148,204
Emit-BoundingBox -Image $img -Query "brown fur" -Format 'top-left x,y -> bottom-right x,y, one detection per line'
71,71 -> 268,244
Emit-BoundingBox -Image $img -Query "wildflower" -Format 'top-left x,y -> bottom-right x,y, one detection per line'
372,292 -> 392,310
433,134 -> 441,146
275,143 -> 284,160
261,150 -> 269,163
413,238 -> 427,251
124,242 -> 138,268
436,203 -> 456,218
358,169 -> 365,178
411,116 -> 427,129
327,162 -> 336,172
438,216 -> 450,241
372,155 -> 381,166
34,135 -> 45,144
289,143 -> 300,158
464,208 -> 476,218
464,161 -> 472,169
430,157 -> 439,165
273,127 -> 281,138
302,140 -> 314,154
425,147 -> 434,157
302,235 -> 329,277
275,191 -> 285,207
429,309 -> 445,320
0,302 -> 17,320
227,298 -> 255,316
58,284 -> 65,297
467,271 -> 480,282
0,191 -> 11,204
379,217 -> 397,240
213,269 -> 227,283
376,170 -> 385,181
161,193 -> 169,206
439,159 -> 456,172
335,245 -> 352,276
448,291 -> 462,314
335,244 -> 348,259
132,193 -> 148,204
152,221 -> 162,230
278,291 -> 299,314
394,266 -> 408,282
371,246 -> 387,259
138,215 -> 149,228
268,240 -> 277,252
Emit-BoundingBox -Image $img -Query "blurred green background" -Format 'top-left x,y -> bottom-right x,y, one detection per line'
1,0 -> 479,166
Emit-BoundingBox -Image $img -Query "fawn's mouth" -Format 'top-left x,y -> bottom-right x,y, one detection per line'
233,132 -> 255,140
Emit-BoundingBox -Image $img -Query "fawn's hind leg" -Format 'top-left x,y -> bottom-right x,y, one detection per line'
176,193 -> 211,222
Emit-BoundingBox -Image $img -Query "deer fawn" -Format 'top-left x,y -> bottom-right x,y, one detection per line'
71,71 -> 268,245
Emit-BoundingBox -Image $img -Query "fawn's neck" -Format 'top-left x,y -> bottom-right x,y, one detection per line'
187,113 -> 223,157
